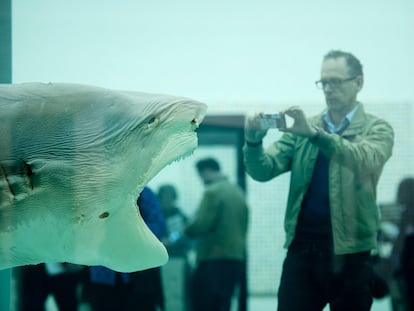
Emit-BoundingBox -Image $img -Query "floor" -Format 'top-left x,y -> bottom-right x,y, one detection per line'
246,296 -> 392,311
44,294 -> 392,311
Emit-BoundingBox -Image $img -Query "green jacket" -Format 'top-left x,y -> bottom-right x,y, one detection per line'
185,176 -> 249,261
243,104 -> 394,254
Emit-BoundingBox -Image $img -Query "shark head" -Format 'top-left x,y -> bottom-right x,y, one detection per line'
0,83 -> 207,272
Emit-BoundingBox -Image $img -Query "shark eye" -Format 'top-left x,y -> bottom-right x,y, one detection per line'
146,116 -> 160,129
99,212 -> 110,219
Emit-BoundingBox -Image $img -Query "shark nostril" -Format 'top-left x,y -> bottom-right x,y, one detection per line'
191,118 -> 199,128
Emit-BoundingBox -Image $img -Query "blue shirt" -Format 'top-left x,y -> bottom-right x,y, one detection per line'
137,187 -> 167,240
322,103 -> 360,134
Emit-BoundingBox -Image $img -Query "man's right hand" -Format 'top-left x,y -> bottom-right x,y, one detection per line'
244,113 -> 268,144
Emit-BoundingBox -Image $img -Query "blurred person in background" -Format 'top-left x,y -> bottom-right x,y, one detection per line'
157,184 -> 193,311
185,157 -> 249,311
157,184 -> 191,257
389,177 -> 414,310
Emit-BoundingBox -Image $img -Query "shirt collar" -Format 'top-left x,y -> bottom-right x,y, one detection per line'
322,103 -> 360,133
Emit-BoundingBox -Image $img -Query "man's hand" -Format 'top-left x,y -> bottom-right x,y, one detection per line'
244,113 -> 268,143
282,106 -> 317,138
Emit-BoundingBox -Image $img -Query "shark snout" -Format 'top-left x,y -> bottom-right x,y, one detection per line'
190,103 -> 207,130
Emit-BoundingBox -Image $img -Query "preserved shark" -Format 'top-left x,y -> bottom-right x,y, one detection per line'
0,83 -> 207,272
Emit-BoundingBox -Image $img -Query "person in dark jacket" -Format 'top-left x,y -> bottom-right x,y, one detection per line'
185,157 -> 249,311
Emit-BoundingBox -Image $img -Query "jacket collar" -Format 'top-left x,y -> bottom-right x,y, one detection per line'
341,103 -> 368,136
314,102 -> 367,136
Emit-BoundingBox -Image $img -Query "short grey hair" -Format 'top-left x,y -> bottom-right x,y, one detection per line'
323,50 -> 363,77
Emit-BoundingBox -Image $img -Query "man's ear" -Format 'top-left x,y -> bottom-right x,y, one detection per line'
356,75 -> 364,91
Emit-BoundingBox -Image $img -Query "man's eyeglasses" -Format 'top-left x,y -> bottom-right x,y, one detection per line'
315,76 -> 358,89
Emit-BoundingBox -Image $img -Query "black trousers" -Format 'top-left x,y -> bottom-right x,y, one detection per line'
82,267 -> 164,311
191,259 -> 244,311
18,264 -> 80,311
402,234 -> 414,311
277,239 -> 374,311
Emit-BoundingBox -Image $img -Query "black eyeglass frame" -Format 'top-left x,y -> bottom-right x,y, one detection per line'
315,76 -> 359,89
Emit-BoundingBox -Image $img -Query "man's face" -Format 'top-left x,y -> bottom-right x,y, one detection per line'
159,190 -> 175,209
320,57 -> 363,114
198,168 -> 217,185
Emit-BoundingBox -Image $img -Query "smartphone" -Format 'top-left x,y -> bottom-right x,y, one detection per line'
259,113 -> 286,130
